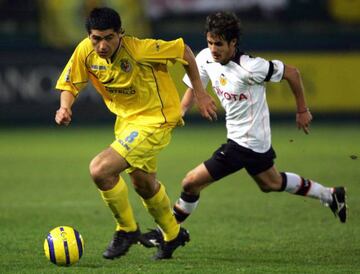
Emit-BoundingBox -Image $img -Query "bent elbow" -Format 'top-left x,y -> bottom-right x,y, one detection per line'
284,65 -> 301,81
293,67 -> 301,78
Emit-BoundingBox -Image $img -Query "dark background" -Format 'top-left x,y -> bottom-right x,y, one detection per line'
0,0 -> 359,125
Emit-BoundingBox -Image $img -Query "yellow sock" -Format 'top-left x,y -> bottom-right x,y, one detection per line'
142,183 -> 180,241
99,177 -> 137,232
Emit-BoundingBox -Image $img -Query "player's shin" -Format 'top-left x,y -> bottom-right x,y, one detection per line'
280,172 -> 333,204
173,192 -> 200,223
141,183 -> 180,241
99,177 -> 138,232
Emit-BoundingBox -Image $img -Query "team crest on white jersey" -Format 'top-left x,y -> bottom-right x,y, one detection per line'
219,73 -> 227,86
120,59 -> 132,73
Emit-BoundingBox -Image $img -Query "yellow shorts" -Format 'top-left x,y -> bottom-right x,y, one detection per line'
110,120 -> 173,174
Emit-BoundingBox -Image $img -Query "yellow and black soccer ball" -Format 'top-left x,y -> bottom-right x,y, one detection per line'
44,226 -> 84,266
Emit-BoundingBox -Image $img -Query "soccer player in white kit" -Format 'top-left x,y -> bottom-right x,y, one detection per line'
141,11 -> 347,247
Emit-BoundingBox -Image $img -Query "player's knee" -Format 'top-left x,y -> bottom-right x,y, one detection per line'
89,157 -> 107,184
181,171 -> 199,193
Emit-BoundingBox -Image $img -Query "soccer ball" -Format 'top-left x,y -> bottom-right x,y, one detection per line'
44,226 -> 84,266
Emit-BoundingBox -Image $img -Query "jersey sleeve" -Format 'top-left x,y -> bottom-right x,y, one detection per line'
240,55 -> 284,84
55,39 -> 90,96
132,37 -> 187,65
182,49 -> 210,89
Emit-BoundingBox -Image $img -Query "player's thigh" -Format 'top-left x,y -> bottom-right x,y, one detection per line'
90,147 -> 129,176
182,163 -> 214,192
203,140 -> 246,181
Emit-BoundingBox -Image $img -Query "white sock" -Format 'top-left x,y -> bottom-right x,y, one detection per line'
173,192 -> 199,223
282,172 -> 333,204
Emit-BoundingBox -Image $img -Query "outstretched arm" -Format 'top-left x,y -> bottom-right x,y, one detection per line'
55,90 -> 75,126
283,64 -> 312,134
182,44 -> 217,121
181,88 -> 195,117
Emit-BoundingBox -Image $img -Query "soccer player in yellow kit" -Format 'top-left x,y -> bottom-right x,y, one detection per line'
54,7 -> 217,260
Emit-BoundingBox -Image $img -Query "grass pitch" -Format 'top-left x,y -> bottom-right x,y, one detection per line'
0,122 -> 359,273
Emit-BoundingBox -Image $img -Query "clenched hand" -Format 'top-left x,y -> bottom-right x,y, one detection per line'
55,107 -> 72,126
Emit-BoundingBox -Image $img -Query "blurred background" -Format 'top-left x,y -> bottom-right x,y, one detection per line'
1,2 -> 359,272
0,0 -> 359,125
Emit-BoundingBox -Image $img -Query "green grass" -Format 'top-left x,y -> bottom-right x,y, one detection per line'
0,122 -> 359,273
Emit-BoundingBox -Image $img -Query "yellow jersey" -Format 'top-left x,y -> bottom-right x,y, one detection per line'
56,36 -> 187,126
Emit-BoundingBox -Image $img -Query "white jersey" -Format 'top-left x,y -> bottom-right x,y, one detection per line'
183,48 -> 284,153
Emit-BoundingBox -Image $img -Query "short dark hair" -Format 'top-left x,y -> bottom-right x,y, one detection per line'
205,12 -> 242,45
85,7 -> 122,34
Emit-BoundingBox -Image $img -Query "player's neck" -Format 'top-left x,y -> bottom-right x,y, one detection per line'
220,48 -> 237,65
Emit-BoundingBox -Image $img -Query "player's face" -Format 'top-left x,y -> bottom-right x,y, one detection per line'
89,29 -> 121,59
206,32 -> 236,64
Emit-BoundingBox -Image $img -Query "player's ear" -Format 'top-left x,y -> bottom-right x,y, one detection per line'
230,38 -> 237,47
